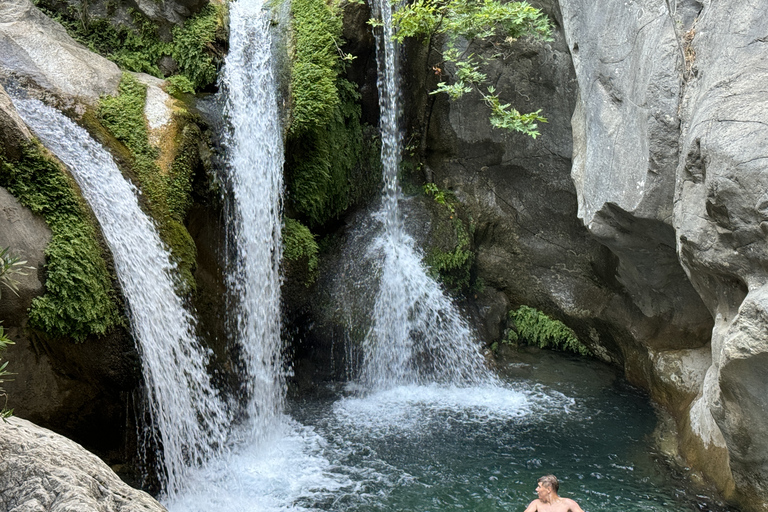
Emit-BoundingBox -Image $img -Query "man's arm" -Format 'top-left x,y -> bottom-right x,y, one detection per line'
523,499 -> 539,512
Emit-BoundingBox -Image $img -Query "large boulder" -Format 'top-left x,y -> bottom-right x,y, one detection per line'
559,0 -> 712,350
0,417 -> 166,512
0,0 -> 121,106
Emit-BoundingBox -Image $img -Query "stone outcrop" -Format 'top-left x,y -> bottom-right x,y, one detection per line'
0,82 -> 32,159
0,0 -> 121,106
0,417 -> 166,512
673,2 -> 768,509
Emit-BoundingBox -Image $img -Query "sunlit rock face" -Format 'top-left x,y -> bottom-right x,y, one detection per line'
674,2 -> 768,509
0,417 -> 167,512
560,0 -> 713,351
560,0 -> 768,508
0,0 -> 121,106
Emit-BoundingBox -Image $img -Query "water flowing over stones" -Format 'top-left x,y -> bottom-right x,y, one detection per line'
219,0 -> 286,436
12,98 -> 230,499
357,0 -> 491,390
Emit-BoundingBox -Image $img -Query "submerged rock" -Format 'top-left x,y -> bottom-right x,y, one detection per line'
0,417 -> 166,512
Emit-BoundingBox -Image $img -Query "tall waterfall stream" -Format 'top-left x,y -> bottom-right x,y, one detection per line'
10,0 -> 735,509
12,98 -> 230,499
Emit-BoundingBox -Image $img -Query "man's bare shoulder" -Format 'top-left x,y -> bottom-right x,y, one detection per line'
560,497 -> 585,512
523,498 -> 544,512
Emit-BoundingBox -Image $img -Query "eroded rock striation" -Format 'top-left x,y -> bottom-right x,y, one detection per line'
0,417 -> 166,512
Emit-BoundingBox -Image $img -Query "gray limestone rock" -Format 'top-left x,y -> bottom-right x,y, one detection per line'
675,1 -> 768,507
0,417 -> 166,512
560,0 -> 712,347
0,83 -> 32,159
0,0 -> 121,106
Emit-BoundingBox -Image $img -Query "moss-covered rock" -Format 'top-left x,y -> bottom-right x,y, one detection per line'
91,72 -> 204,293
0,142 -> 122,341
32,0 -> 227,92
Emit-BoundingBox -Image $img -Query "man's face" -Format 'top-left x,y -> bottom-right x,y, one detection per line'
536,482 -> 552,500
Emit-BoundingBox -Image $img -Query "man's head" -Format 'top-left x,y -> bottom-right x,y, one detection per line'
538,474 -> 559,494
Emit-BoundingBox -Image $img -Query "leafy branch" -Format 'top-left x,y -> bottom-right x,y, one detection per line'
388,0 -> 552,137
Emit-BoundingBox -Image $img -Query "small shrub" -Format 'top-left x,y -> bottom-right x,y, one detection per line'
505,305 -> 589,355
423,184 -> 476,292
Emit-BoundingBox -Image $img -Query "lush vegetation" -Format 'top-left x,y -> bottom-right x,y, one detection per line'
0,145 -> 122,341
284,0 -> 381,282
286,0 -> 380,229
388,0 -> 552,136
423,183 -> 476,292
283,218 -> 320,286
96,73 -> 198,291
32,2 -> 225,91
504,305 -> 589,355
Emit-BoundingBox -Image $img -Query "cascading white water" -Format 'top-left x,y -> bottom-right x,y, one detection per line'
220,0 -> 286,435
360,0 -> 491,389
12,98 -> 230,499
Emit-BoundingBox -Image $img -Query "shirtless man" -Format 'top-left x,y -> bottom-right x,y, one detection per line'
523,475 -> 585,512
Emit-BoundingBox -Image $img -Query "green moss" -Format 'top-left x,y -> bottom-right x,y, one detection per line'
32,2 -> 225,91
504,305 -> 590,355
97,73 -> 198,292
283,218 -> 319,286
423,184 -> 476,292
0,144 -> 122,342
289,0 -> 343,135
172,4 -> 226,90
286,0 -> 380,228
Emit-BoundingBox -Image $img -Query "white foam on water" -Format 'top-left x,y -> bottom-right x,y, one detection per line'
165,419 -> 355,512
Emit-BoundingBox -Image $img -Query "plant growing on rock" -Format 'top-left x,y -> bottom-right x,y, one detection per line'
0,324 -> 12,419
381,0 -> 552,138
505,305 -> 589,355
0,247 -> 33,300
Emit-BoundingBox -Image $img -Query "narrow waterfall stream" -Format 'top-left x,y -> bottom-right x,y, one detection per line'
12,98 -> 230,499
219,0 -> 286,434
358,0 -> 490,389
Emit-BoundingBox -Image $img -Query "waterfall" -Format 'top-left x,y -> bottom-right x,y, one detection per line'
360,0 -> 491,389
12,98 -> 230,498
219,0 -> 286,436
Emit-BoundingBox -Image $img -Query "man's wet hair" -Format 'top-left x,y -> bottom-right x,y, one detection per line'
538,474 -> 559,493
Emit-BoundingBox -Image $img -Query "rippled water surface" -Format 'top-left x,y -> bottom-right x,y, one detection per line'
167,349 -> 733,512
